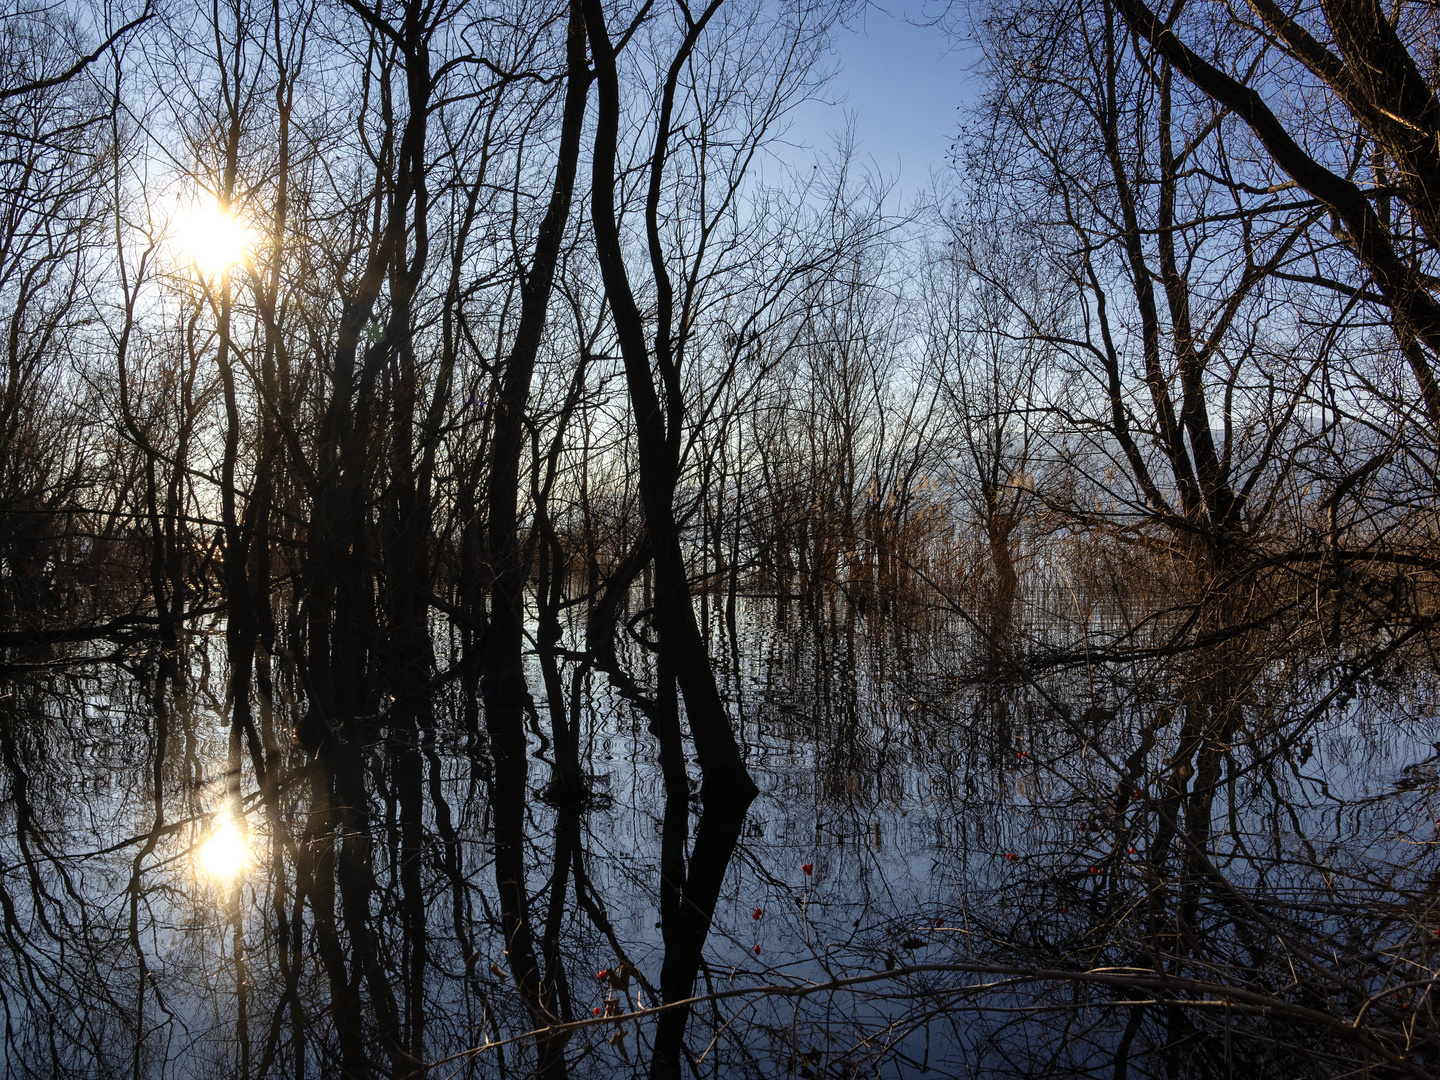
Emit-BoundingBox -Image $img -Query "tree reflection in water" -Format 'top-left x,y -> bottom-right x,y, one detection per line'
0,601 -> 1437,1078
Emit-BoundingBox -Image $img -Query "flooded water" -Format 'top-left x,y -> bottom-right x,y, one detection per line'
1,598 -> 1438,1078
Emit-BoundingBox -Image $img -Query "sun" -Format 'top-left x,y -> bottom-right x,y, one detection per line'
175,202 -> 253,276
198,816 -> 247,881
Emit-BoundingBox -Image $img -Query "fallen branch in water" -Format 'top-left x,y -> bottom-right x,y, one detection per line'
432,960 -> 1440,1079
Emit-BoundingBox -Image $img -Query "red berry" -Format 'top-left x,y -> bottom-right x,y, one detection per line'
802,863 -> 813,875
1061,905 -> 1069,913
753,944 -> 761,954
936,917 -> 945,928
753,908 -> 762,920
1129,847 -> 1135,854
593,1007 -> 601,1016
597,970 -> 609,981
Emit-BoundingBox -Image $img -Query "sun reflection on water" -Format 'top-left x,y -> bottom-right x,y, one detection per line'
198,816 -> 247,882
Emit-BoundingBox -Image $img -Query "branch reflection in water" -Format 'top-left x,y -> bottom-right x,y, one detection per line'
0,597 -> 1438,1078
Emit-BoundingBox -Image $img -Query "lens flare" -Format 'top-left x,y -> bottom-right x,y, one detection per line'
198,817 -> 246,881
175,203 -> 252,275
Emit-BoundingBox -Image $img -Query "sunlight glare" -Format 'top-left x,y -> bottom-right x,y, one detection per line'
198,817 -> 246,881
175,203 -> 252,275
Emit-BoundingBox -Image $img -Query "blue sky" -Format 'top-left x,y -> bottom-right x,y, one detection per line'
784,3 -> 979,194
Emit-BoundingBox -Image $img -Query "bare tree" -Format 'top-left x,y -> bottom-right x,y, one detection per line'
1113,0 -> 1440,437
922,222 -> 1051,652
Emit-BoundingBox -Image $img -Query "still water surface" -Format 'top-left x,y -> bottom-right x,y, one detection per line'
1,600 -> 1436,1078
